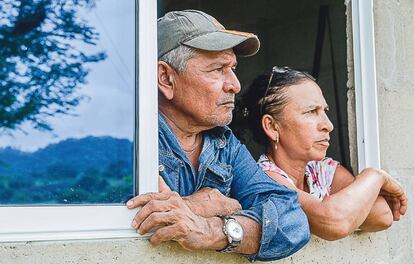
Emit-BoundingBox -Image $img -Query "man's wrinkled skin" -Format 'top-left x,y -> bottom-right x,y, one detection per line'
127,49 -> 262,254
162,176 -> 242,218
126,177 -> 243,250
184,189 -> 242,217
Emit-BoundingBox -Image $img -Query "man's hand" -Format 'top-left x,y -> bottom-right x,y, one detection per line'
158,176 -> 241,217
158,175 -> 171,192
183,187 -> 241,217
127,190 -> 223,250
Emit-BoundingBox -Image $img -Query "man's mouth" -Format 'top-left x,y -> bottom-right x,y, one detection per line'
220,101 -> 235,107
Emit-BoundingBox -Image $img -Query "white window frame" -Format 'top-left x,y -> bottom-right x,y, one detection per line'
0,0 -> 380,243
351,0 -> 381,171
0,0 -> 158,242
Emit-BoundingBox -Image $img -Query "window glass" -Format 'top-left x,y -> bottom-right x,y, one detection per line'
0,0 -> 135,205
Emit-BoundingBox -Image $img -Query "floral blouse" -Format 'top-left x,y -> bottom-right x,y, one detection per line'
258,154 -> 339,200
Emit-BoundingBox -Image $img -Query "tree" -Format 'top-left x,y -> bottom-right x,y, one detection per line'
0,0 -> 106,132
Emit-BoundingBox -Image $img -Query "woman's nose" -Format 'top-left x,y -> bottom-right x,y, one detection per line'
319,113 -> 334,132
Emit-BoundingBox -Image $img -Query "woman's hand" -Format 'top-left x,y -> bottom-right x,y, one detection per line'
382,195 -> 403,220
377,169 -> 408,218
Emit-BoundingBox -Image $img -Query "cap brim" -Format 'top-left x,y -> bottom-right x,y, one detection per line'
182,30 -> 260,57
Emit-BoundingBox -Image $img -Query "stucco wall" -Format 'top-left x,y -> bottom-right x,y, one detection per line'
1,0 -> 414,263
374,0 -> 414,263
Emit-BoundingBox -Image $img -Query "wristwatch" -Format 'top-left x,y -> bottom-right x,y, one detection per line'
218,215 -> 244,252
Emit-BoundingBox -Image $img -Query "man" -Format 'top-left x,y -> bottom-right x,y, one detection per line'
127,10 -> 310,261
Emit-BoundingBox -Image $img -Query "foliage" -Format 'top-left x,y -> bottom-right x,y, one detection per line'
0,0 -> 106,132
0,136 -> 134,204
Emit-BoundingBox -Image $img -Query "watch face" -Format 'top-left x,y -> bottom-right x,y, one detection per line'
227,220 -> 244,241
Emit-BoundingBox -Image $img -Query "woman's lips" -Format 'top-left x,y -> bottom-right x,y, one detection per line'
316,139 -> 330,147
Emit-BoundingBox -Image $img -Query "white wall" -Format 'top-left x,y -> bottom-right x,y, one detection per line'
374,0 -> 414,262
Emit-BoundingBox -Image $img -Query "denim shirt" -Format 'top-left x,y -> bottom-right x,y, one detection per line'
158,114 -> 310,261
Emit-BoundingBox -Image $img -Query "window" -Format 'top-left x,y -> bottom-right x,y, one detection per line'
0,0 -> 378,243
1,0 -> 135,205
351,0 -> 381,171
158,0 -> 379,172
0,0 -> 158,242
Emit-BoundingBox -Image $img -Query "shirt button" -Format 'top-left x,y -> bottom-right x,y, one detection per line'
158,165 -> 164,172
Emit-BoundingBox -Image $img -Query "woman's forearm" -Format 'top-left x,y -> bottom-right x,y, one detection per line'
359,195 -> 393,231
267,167 -> 400,240
301,168 -> 386,240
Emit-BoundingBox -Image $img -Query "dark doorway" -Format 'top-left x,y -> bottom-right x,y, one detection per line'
158,0 -> 350,169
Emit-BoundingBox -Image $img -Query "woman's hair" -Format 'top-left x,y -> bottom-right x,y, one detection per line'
233,66 -> 315,146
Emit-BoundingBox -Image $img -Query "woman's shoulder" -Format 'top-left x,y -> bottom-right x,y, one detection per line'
257,154 -> 278,172
257,154 -> 295,185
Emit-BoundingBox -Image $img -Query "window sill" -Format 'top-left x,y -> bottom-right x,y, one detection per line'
0,205 -> 141,243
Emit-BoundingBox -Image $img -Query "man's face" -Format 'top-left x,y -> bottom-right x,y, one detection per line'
172,49 -> 241,129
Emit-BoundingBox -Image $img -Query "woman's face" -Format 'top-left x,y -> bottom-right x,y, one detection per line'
277,80 -> 334,162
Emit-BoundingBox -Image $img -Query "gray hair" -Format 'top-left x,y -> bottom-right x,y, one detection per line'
159,45 -> 199,73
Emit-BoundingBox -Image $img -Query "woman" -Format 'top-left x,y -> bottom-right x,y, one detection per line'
235,66 -> 407,240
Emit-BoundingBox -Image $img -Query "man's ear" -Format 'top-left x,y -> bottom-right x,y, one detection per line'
158,61 -> 176,100
261,114 -> 280,142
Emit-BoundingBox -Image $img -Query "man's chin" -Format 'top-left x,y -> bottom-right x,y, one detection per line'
207,113 -> 233,127
218,114 -> 233,126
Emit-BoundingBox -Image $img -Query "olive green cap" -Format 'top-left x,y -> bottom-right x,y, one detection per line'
158,10 -> 260,58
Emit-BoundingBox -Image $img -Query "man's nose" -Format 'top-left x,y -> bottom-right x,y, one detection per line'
223,70 -> 241,94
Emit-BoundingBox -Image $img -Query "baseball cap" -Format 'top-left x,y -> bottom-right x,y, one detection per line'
158,10 -> 260,58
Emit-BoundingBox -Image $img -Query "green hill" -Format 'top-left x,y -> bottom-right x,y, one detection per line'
0,136 -> 134,205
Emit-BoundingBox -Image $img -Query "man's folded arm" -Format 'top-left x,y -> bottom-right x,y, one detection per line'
229,140 -> 310,261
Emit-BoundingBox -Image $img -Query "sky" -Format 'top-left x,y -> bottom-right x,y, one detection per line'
0,0 -> 136,152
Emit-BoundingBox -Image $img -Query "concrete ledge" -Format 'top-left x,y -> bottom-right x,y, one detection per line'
0,231 -> 394,264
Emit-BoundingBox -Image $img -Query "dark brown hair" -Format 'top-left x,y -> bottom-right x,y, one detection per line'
233,66 -> 315,146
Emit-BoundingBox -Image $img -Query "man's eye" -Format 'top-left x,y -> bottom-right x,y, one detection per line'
307,109 -> 318,114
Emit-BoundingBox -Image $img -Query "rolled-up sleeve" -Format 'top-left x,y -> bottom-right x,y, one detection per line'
229,140 -> 310,261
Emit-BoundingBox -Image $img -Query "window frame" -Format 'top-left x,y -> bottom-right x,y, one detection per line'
0,0 -> 380,243
0,0 -> 158,243
351,0 -> 381,171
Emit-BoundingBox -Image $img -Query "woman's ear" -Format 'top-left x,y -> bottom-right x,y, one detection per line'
158,61 -> 176,100
261,114 -> 280,142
